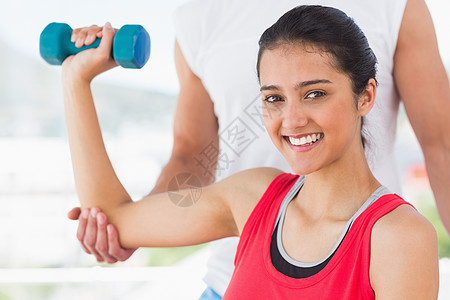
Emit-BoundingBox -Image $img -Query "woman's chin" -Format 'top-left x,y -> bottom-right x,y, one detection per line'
287,162 -> 317,176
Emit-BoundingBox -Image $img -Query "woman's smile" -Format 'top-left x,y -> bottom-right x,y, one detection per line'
284,133 -> 324,152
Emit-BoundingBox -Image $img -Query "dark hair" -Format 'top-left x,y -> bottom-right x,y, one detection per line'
256,5 -> 377,148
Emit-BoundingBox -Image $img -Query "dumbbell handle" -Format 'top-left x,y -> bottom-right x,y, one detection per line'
40,23 -> 150,69
65,35 -> 102,56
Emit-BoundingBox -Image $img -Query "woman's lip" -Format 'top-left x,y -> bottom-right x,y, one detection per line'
283,134 -> 323,152
283,132 -> 323,139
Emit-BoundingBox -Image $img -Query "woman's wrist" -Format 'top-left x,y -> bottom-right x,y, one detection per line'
62,64 -> 93,87
62,75 -> 94,109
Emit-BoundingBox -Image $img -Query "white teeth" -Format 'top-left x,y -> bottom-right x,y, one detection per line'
288,134 -> 322,146
288,137 -> 301,145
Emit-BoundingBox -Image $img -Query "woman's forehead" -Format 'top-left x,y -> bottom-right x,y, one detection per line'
258,45 -> 344,84
261,43 -> 336,67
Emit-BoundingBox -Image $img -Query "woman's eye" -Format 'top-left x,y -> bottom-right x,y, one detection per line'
305,91 -> 326,100
264,95 -> 283,103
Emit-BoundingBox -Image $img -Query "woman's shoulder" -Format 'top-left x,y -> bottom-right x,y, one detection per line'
216,168 -> 287,230
224,167 -> 285,182
369,200 -> 439,298
371,202 -> 437,247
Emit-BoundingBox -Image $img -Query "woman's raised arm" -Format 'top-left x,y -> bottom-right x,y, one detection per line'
61,24 -> 281,248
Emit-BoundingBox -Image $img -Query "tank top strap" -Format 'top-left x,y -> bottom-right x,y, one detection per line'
248,173 -> 300,221
358,193 -> 413,227
337,193 -> 414,278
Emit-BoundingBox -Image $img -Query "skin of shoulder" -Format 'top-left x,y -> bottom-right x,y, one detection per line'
216,167 -> 284,234
370,203 -> 439,299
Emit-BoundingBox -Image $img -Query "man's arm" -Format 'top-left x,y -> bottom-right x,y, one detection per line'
150,40 -> 219,193
394,0 -> 450,233
68,40 -> 220,261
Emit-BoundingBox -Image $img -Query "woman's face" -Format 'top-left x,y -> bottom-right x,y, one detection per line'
259,44 -> 370,175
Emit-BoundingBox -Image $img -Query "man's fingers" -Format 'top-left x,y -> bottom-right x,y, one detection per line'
76,209 -> 94,255
67,207 -> 81,220
74,207 -> 128,264
107,224 -> 137,261
83,208 -> 104,262
76,209 -> 90,253
95,212 -> 119,264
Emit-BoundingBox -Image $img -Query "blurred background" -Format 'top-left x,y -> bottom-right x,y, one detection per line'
0,0 -> 449,299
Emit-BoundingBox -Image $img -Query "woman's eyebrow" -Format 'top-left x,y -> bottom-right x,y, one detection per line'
260,79 -> 332,92
260,85 -> 280,91
295,79 -> 332,88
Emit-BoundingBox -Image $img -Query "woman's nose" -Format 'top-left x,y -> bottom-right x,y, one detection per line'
282,102 -> 308,130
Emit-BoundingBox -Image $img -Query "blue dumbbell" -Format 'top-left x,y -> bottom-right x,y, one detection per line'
39,22 -> 151,69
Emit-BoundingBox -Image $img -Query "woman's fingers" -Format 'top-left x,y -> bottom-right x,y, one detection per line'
97,22 -> 115,55
71,25 -> 102,48
62,22 -> 118,82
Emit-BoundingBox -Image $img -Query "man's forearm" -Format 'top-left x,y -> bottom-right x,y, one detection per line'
424,145 -> 450,234
149,152 -> 217,195
63,78 -> 132,211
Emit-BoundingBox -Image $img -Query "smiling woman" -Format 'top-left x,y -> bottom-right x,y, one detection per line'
256,4 -> 377,176
260,52 -> 375,175
60,4 -> 438,300
222,7 -> 437,298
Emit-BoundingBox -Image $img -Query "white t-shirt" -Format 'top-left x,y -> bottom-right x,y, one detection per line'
173,0 -> 407,296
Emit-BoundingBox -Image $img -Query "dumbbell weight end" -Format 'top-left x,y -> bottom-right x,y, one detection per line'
39,23 -> 101,66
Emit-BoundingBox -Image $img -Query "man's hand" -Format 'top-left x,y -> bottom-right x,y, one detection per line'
68,207 -> 137,263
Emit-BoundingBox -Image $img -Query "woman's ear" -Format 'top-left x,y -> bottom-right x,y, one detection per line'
358,78 -> 377,117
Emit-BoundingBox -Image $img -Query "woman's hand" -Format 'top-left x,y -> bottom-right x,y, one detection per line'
62,22 -> 118,84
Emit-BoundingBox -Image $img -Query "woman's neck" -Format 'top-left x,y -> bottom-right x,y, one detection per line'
296,145 -> 381,222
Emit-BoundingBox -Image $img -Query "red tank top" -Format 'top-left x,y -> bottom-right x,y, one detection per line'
223,173 -> 411,299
